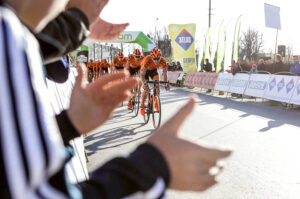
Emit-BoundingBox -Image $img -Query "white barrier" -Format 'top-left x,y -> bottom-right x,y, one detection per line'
47,67 -> 89,183
214,73 -> 233,92
263,75 -> 299,103
244,74 -> 270,98
289,78 -> 300,105
228,74 -> 250,94
178,72 -> 185,81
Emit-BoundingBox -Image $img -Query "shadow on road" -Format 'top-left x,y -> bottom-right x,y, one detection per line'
168,88 -> 300,133
85,123 -> 152,156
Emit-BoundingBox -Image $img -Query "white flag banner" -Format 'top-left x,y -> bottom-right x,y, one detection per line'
264,3 -> 281,30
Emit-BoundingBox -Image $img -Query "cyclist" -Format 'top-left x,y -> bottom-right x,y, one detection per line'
92,60 -> 100,80
112,52 -> 127,73
87,58 -> 94,81
100,58 -> 111,75
140,48 -> 169,116
126,49 -> 144,110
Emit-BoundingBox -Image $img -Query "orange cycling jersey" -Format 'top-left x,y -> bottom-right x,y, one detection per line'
126,54 -> 144,70
100,61 -> 111,69
141,55 -> 168,72
93,61 -> 100,72
87,62 -> 93,70
113,57 -> 127,67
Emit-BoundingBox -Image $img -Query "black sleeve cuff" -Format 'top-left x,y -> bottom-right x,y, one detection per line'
56,110 -> 81,145
66,8 -> 90,30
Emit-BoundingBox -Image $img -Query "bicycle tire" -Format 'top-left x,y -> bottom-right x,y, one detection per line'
134,86 -> 140,116
152,95 -> 161,129
143,93 -> 151,124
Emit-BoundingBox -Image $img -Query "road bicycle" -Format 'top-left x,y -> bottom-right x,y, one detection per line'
143,80 -> 169,129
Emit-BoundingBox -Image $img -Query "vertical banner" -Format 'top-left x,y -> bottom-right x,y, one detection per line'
232,15 -> 242,62
216,20 -> 225,72
168,24 -> 197,72
204,27 -> 211,62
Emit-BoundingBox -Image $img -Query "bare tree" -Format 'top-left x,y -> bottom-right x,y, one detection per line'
239,28 -> 264,62
147,26 -> 172,58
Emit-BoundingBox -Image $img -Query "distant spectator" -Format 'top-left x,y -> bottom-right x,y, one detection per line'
176,61 -> 183,71
257,59 -> 265,71
248,64 -> 258,75
203,59 -> 212,72
290,56 -> 300,75
272,54 -> 284,74
226,60 -> 242,75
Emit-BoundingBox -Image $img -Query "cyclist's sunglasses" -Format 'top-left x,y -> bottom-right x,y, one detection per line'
134,56 -> 141,59
153,57 -> 160,61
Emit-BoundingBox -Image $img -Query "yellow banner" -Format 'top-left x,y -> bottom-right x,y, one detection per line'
168,24 -> 197,72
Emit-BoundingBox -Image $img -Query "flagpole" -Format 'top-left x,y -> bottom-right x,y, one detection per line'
274,29 -> 278,63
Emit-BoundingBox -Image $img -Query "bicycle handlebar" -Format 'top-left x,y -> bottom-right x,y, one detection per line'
147,81 -> 169,84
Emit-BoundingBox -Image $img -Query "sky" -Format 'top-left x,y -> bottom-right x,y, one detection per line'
101,0 -> 300,55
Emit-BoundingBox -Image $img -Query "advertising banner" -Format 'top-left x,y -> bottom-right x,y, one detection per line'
228,73 -> 250,94
244,74 -> 271,98
216,21 -> 225,72
183,72 -> 218,89
77,45 -> 89,65
264,75 -> 298,103
168,24 -> 197,72
214,73 -> 234,92
232,15 -> 242,62
167,71 -> 180,84
289,77 -> 300,105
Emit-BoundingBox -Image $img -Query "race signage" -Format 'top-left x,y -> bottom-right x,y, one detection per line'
264,75 -> 298,103
244,74 -> 271,98
289,77 -> 300,105
228,73 -> 250,94
214,73 -> 234,92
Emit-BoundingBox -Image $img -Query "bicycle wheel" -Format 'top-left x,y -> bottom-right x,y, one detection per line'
129,95 -> 134,113
152,95 -> 161,129
143,93 -> 151,124
134,86 -> 140,116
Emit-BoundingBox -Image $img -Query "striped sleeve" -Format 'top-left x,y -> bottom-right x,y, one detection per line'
0,6 -> 68,199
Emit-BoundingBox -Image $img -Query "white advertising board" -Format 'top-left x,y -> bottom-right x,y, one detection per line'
289,78 -> 300,105
244,74 -> 271,98
228,74 -> 250,94
264,75 -> 298,103
214,73 -> 233,92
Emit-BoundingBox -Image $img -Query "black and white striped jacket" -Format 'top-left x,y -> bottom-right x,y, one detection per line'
0,4 -> 169,199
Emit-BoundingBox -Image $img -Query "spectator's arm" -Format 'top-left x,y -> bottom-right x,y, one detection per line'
78,143 -> 170,199
36,8 -> 90,64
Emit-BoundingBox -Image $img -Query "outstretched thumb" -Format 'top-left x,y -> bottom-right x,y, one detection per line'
161,96 -> 196,135
74,63 -> 86,89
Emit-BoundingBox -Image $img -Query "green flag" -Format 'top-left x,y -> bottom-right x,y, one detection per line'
216,20 -> 225,72
232,15 -> 242,62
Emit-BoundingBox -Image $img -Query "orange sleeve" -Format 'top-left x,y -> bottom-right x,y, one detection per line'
160,58 -> 168,71
142,56 -> 153,71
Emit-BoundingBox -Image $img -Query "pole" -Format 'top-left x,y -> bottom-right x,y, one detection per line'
155,18 -> 159,46
274,29 -> 278,63
209,0 -> 212,27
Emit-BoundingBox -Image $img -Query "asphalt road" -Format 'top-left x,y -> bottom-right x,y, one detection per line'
84,87 -> 300,199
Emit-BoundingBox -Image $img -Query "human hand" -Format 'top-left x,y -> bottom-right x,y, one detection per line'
148,97 -> 232,191
67,63 -> 138,134
89,18 -> 129,42
66,0 -> 108,25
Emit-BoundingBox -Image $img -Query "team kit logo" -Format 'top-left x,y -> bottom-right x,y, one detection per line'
269,78 -> 276,91
175,29 -> 194,51
286,79 -> 295,94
